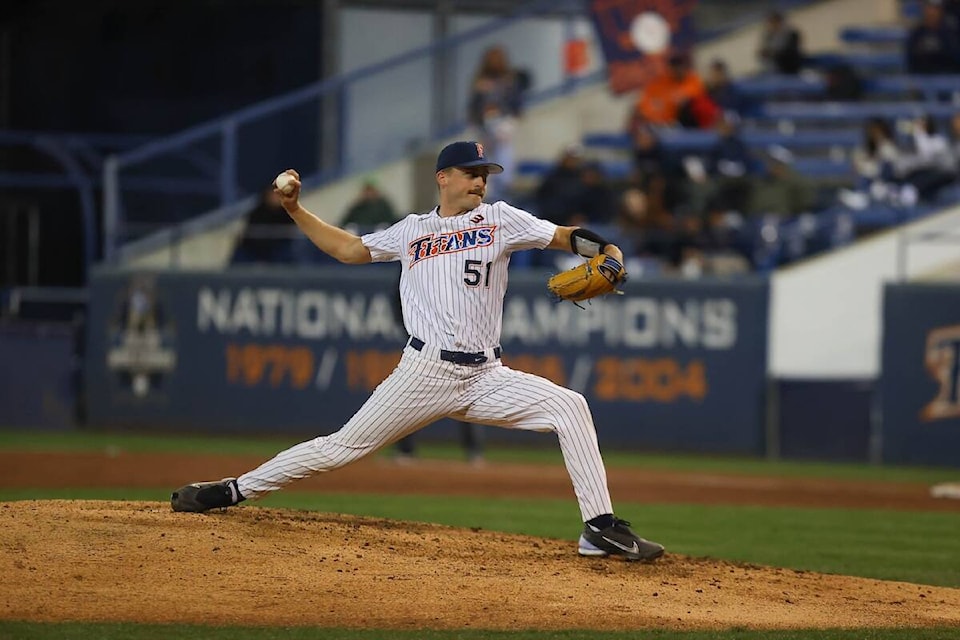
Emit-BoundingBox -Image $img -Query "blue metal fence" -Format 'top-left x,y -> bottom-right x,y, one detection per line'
0,131 -> 153,271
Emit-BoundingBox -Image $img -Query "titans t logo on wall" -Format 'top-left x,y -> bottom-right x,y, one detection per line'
921,324 -> 960,421
106,276 -> 177,398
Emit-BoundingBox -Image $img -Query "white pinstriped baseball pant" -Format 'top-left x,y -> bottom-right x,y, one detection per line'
237,344 -> 614,521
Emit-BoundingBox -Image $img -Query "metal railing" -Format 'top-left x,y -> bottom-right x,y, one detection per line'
0,131 -> 153,271
1,202 -> 40,287
102,0 -> 594,262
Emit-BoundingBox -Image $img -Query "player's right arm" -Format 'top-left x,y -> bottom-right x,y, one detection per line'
276,170 -> 372,265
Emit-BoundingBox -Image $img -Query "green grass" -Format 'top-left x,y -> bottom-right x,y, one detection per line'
0,623 -> 958,640
3,489 -> 958,588
0,429 -> 297,457
3,425 -> 959,640
1,429 -> 956,485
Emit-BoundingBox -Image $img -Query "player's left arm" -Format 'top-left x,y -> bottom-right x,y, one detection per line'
547,226 -> 624,263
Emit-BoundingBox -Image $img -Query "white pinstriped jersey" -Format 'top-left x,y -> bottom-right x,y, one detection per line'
237,199 -> 618,525
362,202 -> 556,352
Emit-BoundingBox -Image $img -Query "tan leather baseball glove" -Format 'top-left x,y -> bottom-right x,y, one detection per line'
547,253 -> 627,304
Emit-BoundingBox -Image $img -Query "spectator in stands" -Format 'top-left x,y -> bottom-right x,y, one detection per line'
616,182 -> 672,264
468,45 -> 530,201
632,51 -> 707,128
341,180 -> 399,230
534,145 -> 586,224
630,122 -> 687,217
536,154 -> 617,227
852,117 -> 900,184
568,161 -> 618,226
893,114 -> 957,200
746,146 -> 816,217
700,114 -> 758,215
757,11 -> 804,74
905,0 -> 960,74
944,0 -> 960,31
230,186 -> 297,265
842,117 -> 908,209
703,58 -> 749,115
823,63 -> 864,102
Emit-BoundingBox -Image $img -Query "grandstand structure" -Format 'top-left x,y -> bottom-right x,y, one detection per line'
2,0 -> 959,464
93,0 -> 957,280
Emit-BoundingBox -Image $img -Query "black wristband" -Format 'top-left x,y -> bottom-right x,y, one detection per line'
570,228 -> 610,258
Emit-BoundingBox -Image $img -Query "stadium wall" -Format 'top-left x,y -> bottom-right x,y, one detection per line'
769,205 -> 960,380
85,268 -> 770,454
880,283 -> 960,467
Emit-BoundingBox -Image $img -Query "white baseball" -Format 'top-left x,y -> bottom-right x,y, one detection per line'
275,172 -> 295,195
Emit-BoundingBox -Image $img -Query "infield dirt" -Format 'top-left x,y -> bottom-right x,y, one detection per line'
1,452 -> 959,630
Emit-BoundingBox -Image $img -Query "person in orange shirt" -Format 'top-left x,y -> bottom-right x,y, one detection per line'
634,52 -> 706,127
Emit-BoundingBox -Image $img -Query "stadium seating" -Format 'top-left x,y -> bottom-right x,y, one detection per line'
517,156 -> 854,182
514,9 -> 960,276
582,129 -> 863,152
758,101 -> 957,121
838,26 -> 907,45
804,51 -> 904,73
733,74 -> 960,102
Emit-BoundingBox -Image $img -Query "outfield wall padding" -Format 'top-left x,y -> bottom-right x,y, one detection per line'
881,283 -> 960,466
85,268 -> 769,454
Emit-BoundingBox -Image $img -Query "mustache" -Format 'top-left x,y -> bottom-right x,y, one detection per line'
469,189 -> 485,196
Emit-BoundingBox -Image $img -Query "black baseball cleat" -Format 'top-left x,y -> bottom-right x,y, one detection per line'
578,517 -> 665,562
171,478 -> 243,513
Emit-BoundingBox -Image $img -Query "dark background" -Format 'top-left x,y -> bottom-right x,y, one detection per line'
1,0 -> 323,133
0,0 -> 324,287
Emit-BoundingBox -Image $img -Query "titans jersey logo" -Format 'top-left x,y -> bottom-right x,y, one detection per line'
408,225 -> 496,266
921,324 -> 960,421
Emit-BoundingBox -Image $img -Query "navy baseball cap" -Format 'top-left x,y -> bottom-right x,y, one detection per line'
435,141 -> 504,174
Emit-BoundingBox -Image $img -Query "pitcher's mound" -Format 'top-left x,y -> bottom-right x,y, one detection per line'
2,500 -> 958,630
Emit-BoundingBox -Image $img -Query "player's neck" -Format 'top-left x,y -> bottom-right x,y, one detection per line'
437,203 -> 476,218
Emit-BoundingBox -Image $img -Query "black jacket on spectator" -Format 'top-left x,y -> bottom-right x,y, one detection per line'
905,23 -> 960,74
759,24 -> 803,74
535,163 -> 586,225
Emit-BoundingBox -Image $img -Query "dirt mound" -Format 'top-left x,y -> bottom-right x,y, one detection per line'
2,500 -> 958,630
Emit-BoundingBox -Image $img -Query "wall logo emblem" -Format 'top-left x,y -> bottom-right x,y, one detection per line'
106,276 -> 177,398
921,324 -> 960,421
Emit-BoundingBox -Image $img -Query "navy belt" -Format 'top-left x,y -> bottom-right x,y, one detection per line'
409,336 -> 501,365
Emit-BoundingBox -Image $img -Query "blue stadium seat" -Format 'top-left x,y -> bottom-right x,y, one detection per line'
581,129 -> 861,153
866,75 -> 960,100
516,157 -> 852,181
805,52 -> 903,72
735,75 -> 824,98
789,157 -> 853,179
839,26 -> 907,45
735,74 -> 960,102
759,101 -> 958,121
